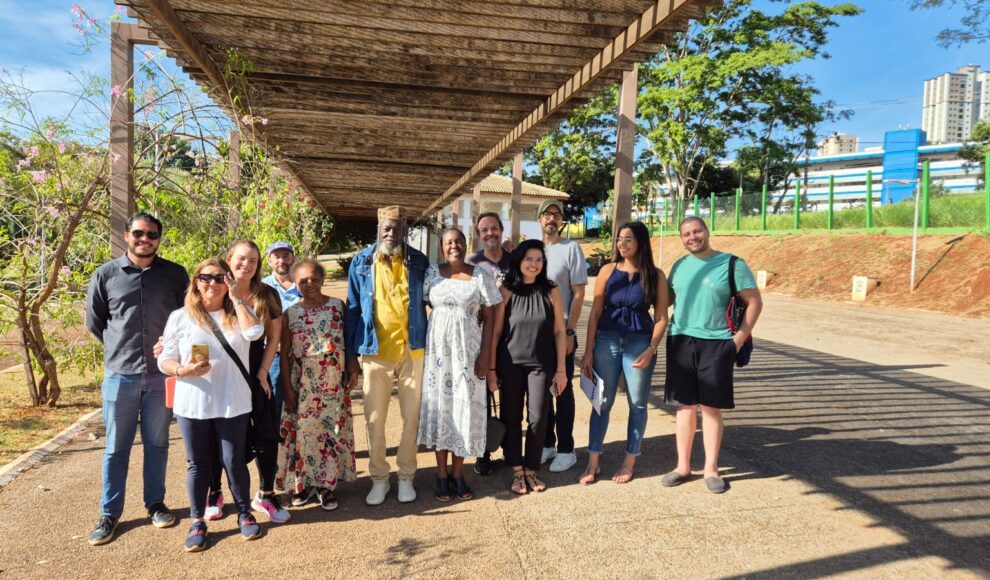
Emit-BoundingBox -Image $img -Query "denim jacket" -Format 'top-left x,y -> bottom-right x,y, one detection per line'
344,243 -> 429,359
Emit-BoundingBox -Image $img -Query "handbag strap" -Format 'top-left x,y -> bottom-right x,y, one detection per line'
206,315 -> 254,387
487,390 -> 498,417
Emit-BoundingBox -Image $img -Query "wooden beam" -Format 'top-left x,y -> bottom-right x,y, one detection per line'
612,65 -> 637,238
471,182 -> 482,251
109,22 -> 156,258
137,0 -> 326,216
510,153 -> 523,243
228,130 -> 240,190
424,0 -> 699,215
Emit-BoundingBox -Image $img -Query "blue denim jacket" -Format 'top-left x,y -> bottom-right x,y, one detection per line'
344,243 -> 429,359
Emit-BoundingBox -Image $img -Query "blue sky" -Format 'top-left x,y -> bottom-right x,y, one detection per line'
0,0 -> 985,151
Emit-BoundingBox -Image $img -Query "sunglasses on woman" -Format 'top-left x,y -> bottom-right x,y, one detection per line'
195,273 -> 227,284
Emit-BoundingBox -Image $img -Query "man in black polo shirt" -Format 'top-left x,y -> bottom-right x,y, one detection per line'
85,213 -> 189,545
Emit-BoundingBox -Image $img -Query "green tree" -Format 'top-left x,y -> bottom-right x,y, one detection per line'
637,0 -> 861,218
910,0 -> 990,46
528,89 -> 617,225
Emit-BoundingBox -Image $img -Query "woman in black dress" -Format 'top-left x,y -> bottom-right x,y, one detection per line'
488,240 -> 568,495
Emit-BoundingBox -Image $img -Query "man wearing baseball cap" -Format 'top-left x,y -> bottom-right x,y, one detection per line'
536,199 -> 587,473
262,241 -> 302,426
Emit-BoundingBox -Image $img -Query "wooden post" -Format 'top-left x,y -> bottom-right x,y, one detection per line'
510,153 -> 523,243
865,171 -> 873,229
451,200 -> 460,234
470,182 -> 482,250
109,22 -> 154,258
228,130 -> 240,190
612,66 -> 637,240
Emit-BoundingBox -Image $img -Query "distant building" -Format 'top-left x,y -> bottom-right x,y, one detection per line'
922,65 -> 990,144
817,133 -> 859,156
781,129 -> 982,208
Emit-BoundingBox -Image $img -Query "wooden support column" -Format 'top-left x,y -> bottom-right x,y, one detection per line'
228,130 -> 240,190
612,66 -> 638,239
470,182 -> 482,250
510,153 -> 523,243
109,22 -> 154,258
451,200 -> 460,234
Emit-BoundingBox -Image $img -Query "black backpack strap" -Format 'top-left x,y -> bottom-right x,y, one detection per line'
728,254 -> 739,298
207,315 -> 254,387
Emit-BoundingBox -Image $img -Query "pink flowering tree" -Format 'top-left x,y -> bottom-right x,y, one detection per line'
0,5 -> 332,406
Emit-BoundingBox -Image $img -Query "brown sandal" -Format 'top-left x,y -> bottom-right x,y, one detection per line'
510,469 -> 528,495
523,469 -> 546,492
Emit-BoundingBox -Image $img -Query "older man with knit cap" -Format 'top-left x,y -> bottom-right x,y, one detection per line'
345,205 -> 430,505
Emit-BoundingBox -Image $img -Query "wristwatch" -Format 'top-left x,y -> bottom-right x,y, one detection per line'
566,329 -> 576,337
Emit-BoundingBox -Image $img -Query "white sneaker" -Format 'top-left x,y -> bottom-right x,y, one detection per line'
541,447 -> 557,464
397,477 -> 417,503
549,452 -> 577,472
204,491 -> 224,521
366,480 -> 390,506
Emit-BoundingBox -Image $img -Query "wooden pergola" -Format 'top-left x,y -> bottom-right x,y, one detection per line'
110,0 -> 717,256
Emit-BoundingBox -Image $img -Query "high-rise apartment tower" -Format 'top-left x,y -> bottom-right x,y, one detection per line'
922,65 -> 990,144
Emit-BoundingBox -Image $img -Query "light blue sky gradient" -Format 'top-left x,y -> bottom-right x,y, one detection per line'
0,0 -> 985,151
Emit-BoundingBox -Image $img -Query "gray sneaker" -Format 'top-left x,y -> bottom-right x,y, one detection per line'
88,515 -> 119,546
148,503 -> 176,528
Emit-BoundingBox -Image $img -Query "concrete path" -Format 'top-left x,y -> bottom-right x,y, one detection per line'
1,290 -> 989,578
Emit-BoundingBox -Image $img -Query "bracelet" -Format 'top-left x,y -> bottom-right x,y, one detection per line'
233,299 -> 245,307
174,364 -> 184,377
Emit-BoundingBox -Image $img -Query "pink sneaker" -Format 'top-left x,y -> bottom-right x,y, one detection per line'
204,491 -> 224,521
251,492 -> 290,524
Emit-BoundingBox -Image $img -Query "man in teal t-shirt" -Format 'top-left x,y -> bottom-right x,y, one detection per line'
660,216 -> 763,494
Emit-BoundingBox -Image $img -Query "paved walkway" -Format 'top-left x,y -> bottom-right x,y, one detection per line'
1,291 -> 989,578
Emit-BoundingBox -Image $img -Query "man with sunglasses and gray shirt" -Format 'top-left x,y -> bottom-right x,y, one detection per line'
85,213 -> 189,546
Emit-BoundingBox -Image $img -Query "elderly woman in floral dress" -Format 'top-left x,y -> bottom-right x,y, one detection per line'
276,259 -> 356,511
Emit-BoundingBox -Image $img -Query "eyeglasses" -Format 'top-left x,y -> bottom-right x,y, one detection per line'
130,229 -> 161,240
540,211 -> 563,220
523,256 -> 545,264
195,273 -> 227,285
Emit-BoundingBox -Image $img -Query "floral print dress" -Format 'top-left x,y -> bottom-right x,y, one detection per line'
417,265 -> 502,457
276,298 -> 356,492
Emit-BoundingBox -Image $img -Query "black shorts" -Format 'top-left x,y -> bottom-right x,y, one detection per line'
664,334 -> 736,409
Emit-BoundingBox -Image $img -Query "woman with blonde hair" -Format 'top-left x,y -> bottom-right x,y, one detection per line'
159,257 -> 264,551
200,240 -> 290,523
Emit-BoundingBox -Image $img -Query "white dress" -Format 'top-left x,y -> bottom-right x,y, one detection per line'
417,265 -> 502,457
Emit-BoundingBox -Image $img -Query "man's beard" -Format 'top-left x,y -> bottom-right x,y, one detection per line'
129,242 -> 157,258
379,240 -> 404,256
275,265 -> 291,276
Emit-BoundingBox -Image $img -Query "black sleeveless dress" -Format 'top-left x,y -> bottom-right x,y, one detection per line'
497,283 -> 556,371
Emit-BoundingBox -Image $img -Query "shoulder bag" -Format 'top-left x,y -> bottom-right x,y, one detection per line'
726,255 -> 754,368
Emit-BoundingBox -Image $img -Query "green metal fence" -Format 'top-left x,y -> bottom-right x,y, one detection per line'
647,151 -> 990,236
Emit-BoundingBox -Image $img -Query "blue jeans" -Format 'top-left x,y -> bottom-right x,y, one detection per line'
588,331 -> 656,456
100,371 -> 172,517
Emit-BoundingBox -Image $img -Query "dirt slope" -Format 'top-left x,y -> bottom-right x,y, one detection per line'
585,232 -> 990,319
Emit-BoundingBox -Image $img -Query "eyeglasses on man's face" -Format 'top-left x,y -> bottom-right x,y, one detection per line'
540,211 -> 563,220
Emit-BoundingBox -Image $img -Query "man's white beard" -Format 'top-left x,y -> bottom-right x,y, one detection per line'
380,240 -> 404,256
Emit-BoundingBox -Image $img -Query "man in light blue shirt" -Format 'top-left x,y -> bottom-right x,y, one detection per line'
262,241 -> 302,422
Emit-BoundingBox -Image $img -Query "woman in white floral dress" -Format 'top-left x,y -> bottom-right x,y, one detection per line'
418,228 -> 501,502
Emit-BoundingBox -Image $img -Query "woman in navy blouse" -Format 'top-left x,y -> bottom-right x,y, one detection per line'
579,221 -> 669,485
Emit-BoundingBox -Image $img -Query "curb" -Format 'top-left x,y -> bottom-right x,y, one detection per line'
0,408 -> 101,488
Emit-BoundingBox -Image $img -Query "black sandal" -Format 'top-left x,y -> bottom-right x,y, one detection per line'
447,475 -> 474,500
434,475 -> 452,502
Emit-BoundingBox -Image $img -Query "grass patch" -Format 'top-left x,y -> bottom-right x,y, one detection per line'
0,368 -> 102,465
725,193 -> 987,232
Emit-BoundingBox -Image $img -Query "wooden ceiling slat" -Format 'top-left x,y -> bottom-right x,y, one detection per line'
118,0 -> 716,221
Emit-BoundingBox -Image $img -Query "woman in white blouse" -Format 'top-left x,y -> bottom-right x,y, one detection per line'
158,257 -> 264,552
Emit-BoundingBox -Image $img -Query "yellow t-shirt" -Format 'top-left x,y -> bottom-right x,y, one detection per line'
371,253 -> 423,363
